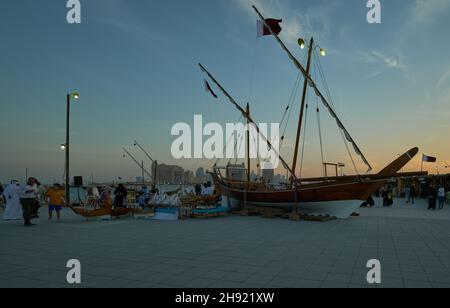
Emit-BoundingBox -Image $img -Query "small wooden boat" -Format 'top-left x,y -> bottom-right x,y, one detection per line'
68,201 -> 134,218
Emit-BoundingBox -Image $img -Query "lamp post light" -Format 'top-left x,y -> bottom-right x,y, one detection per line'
297,38 -> 326,57
65,92 -> 79,205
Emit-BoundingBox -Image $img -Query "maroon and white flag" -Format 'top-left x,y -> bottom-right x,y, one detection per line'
422,154 -> 437,163
257,18 -> 282,37
204,80 -> 218,99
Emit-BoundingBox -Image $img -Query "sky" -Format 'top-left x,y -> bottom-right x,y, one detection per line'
0,0 -> 450,184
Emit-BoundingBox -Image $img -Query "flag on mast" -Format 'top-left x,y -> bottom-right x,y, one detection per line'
422,154 -> 437,163
257,18 -> 282,37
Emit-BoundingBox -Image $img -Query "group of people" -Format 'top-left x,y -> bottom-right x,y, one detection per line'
85,184 -> 168,209
194,182 -> 214,196
137,185 -> 159,207
1,178 -> 66,226
380,185 -> 394,207
365,183 -> 448,210
426,184 -> 447,210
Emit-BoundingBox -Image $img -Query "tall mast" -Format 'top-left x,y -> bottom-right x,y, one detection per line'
252,5 -> 373,172
199,63 -> 298,180
246,103 -> 251,183
291,37 -> 314,181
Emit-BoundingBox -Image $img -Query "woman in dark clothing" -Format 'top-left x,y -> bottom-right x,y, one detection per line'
381,187 -> 388,207
387,186 -> 394,206
195,184 -> 202,196
427,185 -> 437,210
114,184 -> 128,208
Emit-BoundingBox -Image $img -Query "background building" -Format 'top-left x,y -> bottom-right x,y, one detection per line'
226,163 -> 246,181
184,170 -> 194,184
153,162 -> 184,184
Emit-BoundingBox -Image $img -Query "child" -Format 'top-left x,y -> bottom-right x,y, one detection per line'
46,184 -> 65,220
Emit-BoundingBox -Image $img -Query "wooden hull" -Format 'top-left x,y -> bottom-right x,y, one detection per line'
215,177 -> 384,218
216,177 -> 384,204
214,148 -> 420,218
224,197 -> 362,219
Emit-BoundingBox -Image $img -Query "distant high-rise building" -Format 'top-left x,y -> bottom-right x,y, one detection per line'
261,162 -> 274,183
184,170 -> 194,184
250,170 -> 257,181
226,163 -> 246,181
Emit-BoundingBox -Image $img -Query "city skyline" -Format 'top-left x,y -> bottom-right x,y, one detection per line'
1,0 -> 450,183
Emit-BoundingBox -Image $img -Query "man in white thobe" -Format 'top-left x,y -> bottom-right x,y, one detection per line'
3,181 -> 23,220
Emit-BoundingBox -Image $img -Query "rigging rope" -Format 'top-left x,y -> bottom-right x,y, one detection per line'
280,72 -> 302,147
251,129 -> 261,171
235,131 -> 244,165
215,114 -> 243,167
313,59 -> 325,172
298,102 -> 309,179
314,49 -> 360,176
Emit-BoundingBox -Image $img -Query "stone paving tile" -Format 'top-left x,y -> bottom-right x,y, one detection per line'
245,273 -> 277,285
223,272 -> 253,283
320,281 -> 347,288
403,280 -> 432,288
325,273 -> 352,284
379,278 -> 404,288
292,279 -> 322,288
268,276 -> 298,288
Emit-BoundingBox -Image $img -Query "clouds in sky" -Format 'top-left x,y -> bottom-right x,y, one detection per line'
413,0 -> 450,22
436,68 -> 450,89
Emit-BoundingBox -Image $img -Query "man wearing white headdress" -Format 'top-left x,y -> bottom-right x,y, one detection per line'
3,180 -> 23,220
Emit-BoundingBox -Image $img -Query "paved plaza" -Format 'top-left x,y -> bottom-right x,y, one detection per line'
1,198 -> 450,288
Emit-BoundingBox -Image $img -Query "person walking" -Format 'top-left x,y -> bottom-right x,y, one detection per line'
45,184 -> 65,220
427,185 -> 437,210
438,185 -> 446,210
387,185 -> 394,207
381,186 -> 388,207
410,184 -> 416,204
113,184 -> 128,208
2,180 -> 22,220
405,185 -> 411,204
19,177 -> 40,227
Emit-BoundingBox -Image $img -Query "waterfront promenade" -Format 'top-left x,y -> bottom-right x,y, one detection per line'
1,198 -> 450,288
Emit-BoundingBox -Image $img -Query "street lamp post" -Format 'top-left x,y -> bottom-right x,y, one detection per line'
65,92 -> 79,205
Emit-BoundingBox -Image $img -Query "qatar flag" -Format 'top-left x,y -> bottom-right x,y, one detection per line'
422,154 -> 437,163
257,18 -> 282,37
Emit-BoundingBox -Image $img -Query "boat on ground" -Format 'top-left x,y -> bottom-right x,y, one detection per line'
199,6 -> 425,218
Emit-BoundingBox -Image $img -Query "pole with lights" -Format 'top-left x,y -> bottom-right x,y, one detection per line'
64,92 -> 79,205
291,37 -> 326,184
